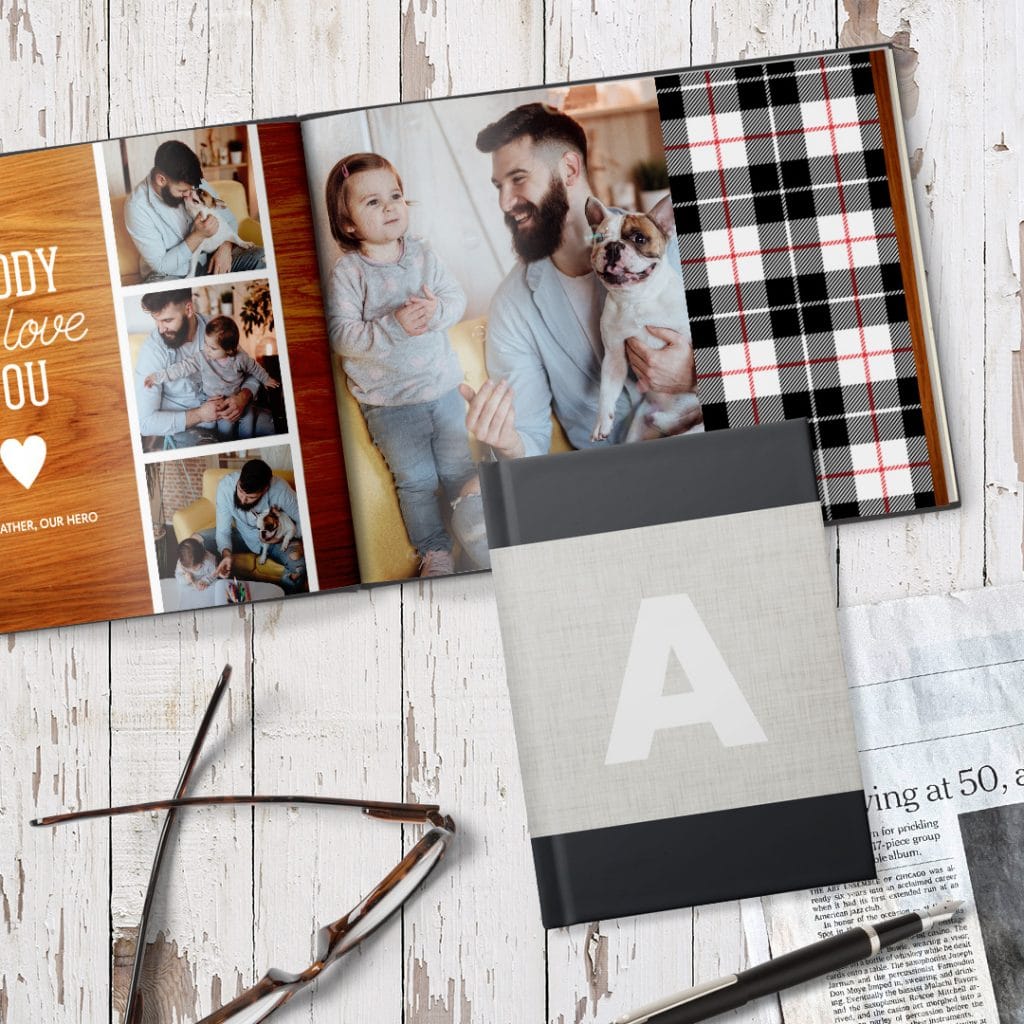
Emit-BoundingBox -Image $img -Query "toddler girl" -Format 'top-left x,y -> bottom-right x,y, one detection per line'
324,152 -> 484,577
144,315 -> 279,440
175,536 -> 219,591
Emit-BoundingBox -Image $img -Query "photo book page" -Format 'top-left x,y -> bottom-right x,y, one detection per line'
0,45 -> 958,632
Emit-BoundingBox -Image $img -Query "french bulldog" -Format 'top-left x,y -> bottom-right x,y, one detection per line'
183,186 -> 255,278
254,505 -> 296,565
586,194 -> 703,443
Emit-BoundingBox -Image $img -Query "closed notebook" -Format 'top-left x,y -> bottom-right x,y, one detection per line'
480,420 -> 875,928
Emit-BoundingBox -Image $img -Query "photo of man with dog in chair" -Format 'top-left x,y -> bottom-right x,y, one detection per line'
304,76 -> 700,584
101,129 -> 267,285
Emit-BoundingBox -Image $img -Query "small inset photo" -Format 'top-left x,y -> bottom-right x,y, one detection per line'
100,125 -> 267,286
125,280 -> 288,452
147,447 -> 308,612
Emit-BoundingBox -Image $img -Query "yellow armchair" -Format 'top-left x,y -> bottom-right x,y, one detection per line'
172,467 -> 296,583
335,315 -> 571,583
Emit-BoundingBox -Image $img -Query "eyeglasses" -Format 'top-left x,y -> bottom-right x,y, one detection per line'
31,665 -> 456,1024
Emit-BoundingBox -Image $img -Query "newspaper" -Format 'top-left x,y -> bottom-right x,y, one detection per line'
765,583 -> 1024,1024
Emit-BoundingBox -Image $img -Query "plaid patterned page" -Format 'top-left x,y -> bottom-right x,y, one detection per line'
656,50 -> 941,521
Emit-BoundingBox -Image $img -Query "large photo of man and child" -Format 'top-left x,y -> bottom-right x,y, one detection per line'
146,447 -> 308,611
101,126 -> 268,286
124,280 -> 288,451
303,75 -> 702,584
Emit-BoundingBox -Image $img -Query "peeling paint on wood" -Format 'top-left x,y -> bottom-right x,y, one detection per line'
111,929 -> 201,1023
839,0 -> 920,116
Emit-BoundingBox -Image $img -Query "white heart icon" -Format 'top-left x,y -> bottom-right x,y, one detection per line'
1,435 -> 47,490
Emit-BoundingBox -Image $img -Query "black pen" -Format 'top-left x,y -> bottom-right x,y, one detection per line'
613,900 -> 963,1024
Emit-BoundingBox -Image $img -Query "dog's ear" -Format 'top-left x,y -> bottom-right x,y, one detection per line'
647,194 -> 676,240
585,195 -> 610,230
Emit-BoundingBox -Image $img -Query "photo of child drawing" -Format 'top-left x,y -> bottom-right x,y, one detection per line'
145,446 -> 309,612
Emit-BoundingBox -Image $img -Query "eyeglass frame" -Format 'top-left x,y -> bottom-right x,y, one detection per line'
31,664 -> 456,1024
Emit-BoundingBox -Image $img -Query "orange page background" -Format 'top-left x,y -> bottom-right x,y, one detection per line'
0,145 -> 152,631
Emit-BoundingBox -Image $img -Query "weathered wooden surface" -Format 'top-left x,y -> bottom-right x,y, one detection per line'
0,1 -> 1020,1022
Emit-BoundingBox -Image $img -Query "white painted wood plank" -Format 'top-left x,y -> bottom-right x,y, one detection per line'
401,574 -> 547,1024
0,624 -> 110,1024
835,0 -> 987,604
108,609 -> 254,1021
401,0 -> 544,100
981,0 -> 1024,584
252,0 -> 402,116
0,0 -> 107,151
250,588 -> 405,1024
107,0 -> 252,135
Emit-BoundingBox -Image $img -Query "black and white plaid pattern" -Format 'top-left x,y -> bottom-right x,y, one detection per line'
656,51 -> 936,521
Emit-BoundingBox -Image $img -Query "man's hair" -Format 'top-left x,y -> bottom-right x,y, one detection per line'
475,102 -> 589,172
152,140 -> 203,187
325,152 -> 405,252
205,315 -> 240,353
140,288 -> 193,314
177,537 -> 206,568
238,458 -> 273,494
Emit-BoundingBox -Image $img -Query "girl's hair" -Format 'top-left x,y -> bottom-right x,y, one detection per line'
325,152 -> 404,252
205,315 -> 240,353
178,537 -> 206,568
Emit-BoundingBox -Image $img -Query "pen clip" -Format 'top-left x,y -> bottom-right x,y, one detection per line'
613,974 -> 739,1024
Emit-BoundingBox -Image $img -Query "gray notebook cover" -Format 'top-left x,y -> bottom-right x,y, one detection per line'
480,421 -> 875,927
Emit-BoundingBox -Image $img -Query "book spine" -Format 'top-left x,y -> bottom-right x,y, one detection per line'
479,459 -> 521,550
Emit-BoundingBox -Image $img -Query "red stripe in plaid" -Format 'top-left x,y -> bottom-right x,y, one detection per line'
705,69 -> 759,423
819,55 -> 890,513
680,232 -> 897,267
663,118 -> 881,151
818,461 -> 931,482
696,345 -> 915,381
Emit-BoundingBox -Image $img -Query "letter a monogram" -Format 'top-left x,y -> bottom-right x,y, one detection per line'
604,594 -> 767,765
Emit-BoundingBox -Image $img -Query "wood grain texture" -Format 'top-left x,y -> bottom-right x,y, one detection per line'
256,121 -> 360,590
981,0 -> 1024,584
0,1 -> 1021,1022
0,623 -> 110,1022
251,588 -> 404,1022
0,145 -> 153,630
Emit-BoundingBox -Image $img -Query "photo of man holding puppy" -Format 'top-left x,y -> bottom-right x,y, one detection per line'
123,139 -> 266,282
460,102 -> 701,459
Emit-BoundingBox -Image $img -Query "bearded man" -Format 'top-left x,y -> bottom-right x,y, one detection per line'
124,139 -> 265,281
201,458 -> 307,593
459,103 -> 700,458
135,288 -> 270,449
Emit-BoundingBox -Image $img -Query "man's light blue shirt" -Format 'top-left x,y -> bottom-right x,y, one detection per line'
485,237 -> 685,457
124,178 -> 238,280
215,473 -> 302,555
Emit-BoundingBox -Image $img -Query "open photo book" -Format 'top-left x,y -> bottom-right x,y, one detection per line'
0,45 -> 957,633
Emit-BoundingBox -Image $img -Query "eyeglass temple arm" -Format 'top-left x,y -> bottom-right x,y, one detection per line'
122,663 -> 233,1024
31,793 -> 442,828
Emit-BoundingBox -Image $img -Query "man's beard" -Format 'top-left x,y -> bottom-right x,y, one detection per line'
157,182 -> 186,207
234,492 -> 260,511
159,320 -> 191,350
505,175 -> 570,263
